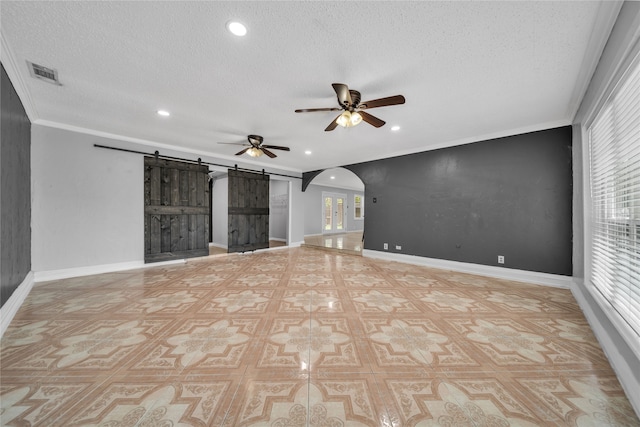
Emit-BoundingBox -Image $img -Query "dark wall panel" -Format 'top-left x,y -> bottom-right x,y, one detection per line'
1,63 -> 32,307
344,126 -> 572,275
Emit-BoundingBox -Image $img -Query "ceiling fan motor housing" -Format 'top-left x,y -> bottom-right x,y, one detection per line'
348,90 -> 361,110
248,134 -> 264,146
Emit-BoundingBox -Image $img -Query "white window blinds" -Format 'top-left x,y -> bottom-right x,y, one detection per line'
588,52 -> 640,343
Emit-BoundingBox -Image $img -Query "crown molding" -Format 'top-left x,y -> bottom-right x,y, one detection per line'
1,30 -> 38,121
33,119 -> 304,176
568,1 -> 624,121
350,119 -> 572,167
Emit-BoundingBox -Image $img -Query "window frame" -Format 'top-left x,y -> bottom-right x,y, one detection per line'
354,194 -> 364,220
584,47 -> 640,358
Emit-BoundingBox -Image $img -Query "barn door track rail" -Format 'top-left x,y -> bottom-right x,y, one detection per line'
93,144 -> 302,180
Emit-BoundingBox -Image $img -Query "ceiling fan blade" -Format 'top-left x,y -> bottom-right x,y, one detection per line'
325,115 -> 340,131
261,148 -> 277,158
262,145 -> 290,151
295,107 -> 342,113
235,147 -> 250,156
360,95 -> 406,109
218,142 -> 248,146
359,111 -> 386,128
332,83 -> 352,107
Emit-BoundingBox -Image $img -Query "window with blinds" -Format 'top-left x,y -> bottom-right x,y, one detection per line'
588,51 -> 640,346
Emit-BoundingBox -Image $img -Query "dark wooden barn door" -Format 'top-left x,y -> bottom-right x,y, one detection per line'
144,157 -> 210,262
228,169 -> 270,253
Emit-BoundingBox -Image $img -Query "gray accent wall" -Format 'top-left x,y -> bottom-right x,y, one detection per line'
1,63 -> 31,308
344,126 -> 573,275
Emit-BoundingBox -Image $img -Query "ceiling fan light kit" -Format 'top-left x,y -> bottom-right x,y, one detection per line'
247,147 -> 263,157
336,111 -> 363,128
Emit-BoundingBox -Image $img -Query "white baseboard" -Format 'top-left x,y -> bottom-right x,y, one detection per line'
254,245 -> 290,253
571,279 -> 640,418
1,271 -> 35,338
303,233 -> 323,238
209,242 -> 227,249
362,250 -> 573,289
269,237 -> 287,242
33,259 -> 186,282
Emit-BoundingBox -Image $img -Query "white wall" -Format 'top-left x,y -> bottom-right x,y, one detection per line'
289,180 -> 305,246
31,124 -> 305,275
270,179 -> 288,241
31,125 -> 144,272
211,176 -> 228,248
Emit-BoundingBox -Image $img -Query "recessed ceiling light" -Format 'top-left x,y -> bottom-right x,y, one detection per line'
391,125 -> 400,131
305,150 -> 312,155
157,110 -> 170,117
330,176 -> 335,180
227,21 -> 247,36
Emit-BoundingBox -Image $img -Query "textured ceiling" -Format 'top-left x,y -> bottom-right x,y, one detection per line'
1,1 -> 620,174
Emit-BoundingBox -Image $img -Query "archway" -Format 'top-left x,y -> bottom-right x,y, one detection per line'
302,167 -> 365,254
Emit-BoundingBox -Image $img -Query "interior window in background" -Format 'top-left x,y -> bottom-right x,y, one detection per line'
354,194 -> 363,219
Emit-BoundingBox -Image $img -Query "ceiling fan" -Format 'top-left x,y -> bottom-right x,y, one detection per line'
218,134 -> 290,158
295,83 -> 405,131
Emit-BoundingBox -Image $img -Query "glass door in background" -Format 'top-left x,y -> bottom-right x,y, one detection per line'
323,192 -> 346,234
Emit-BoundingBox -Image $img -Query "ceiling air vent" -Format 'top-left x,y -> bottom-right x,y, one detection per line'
27,61 -> 61,85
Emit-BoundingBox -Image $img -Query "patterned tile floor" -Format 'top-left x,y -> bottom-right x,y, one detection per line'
1,247 -> 638,426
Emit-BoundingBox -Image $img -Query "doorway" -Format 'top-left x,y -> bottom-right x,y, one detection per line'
303,168 -> 365,254
322,192 -> 347,234
209,171 -> 291,255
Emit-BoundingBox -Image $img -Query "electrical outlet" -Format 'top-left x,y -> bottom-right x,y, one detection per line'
383,243 -> 388,250
498,255 -> 505,264
396,245 -> 402,250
